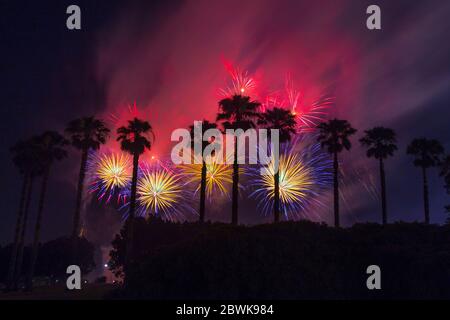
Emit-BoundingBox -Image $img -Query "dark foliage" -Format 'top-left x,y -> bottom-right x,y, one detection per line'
0,237 -> 95,284
440,155 -> 450,222
407,138 -> 444,169
109,218 -> 450,299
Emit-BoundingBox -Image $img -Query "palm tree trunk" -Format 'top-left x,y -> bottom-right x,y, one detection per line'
6,174 -> 29,291
26,165 -> 50,291
274,172 -> 280,223
379,158 -> 387,225
72,149 -> 88,263
199,160 -> 207,223
422,166 -> 430,224
125,152 -> 139,284
333,151 -> 340,228
231,136 -> 239,225
14,175 -> 34,289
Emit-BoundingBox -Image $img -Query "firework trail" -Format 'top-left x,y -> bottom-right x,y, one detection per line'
227,70 -> 333,131
285,74 -> 301,115
339,164 -> 380,221
260,92 -> 284,113
87,151 -> 132,204
249,135 -> 332,220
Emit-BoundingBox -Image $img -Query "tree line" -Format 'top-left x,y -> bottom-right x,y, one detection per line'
5,94 -> 450,290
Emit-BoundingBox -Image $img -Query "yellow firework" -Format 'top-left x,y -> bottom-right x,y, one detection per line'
96,152 -> 132,191
180,160 -> 234,197
259,153 -> 314,205
137,169 -> 182,214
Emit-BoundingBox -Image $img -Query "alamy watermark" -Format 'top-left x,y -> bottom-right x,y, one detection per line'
171,121 -> 280,175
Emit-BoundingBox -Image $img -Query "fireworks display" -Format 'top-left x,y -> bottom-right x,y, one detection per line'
88,151 -> 132,203
219,62 -> 333,133
249,136 -> 332,220
284,74 -> 334,132
134,164 -> 194,220
86,62 -> 335,222
88,152 -> 196,221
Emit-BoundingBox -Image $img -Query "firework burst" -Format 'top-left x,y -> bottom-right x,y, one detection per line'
131,163 -> 194,221
284,75 -> 333,132
249,136 -> 332,220
179,155 -> 234,199
106,101 -> 152,131
88,151 -> 132,204
219,61 -> 257,97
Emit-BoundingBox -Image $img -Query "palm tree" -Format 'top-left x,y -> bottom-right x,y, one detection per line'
189,120 -> 217,223
317,119 -> 357,227
360,127 -> 397,225
258,107 -> 297,222
117,117 -> 154,278
14,171 -> 35,289
26,131 -> 68,291
217,95 -> 260,225
6,138 -> 41,290
65,117 -> 110,260
407,138 -> 444,224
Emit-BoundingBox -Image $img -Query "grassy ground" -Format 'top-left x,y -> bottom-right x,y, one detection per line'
0,283 -> 117,300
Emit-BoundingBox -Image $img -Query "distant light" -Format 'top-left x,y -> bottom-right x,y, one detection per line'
240,88 -> 245,93
151,156 -> 155,160
104,263 -> 108,268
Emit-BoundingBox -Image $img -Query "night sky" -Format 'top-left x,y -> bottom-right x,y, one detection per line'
1,0 -> 450,246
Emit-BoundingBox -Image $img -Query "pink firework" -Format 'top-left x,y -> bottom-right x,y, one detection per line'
219,60 -> 257,98
260,91 -> 284,113
284,74 -> 333,132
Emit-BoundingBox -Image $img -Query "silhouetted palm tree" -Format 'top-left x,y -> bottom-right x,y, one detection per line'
360,127 -> 397,225
7,138 -> 42,290
189,120 -> 217,223
258,107 -> 297,222
65,117 -> 110,260
26,131 -> 68,291
117,117 -> 154,278
217,95 -> 260,225
317,119 -> 357,227
407,138 -> 444,224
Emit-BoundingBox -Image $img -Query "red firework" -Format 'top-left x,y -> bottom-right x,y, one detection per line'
107,101 -> 142,129
219,59 -> 257,98
284,74 -> 333,132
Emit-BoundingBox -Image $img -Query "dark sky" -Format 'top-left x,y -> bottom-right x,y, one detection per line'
1,0 -> 450,245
